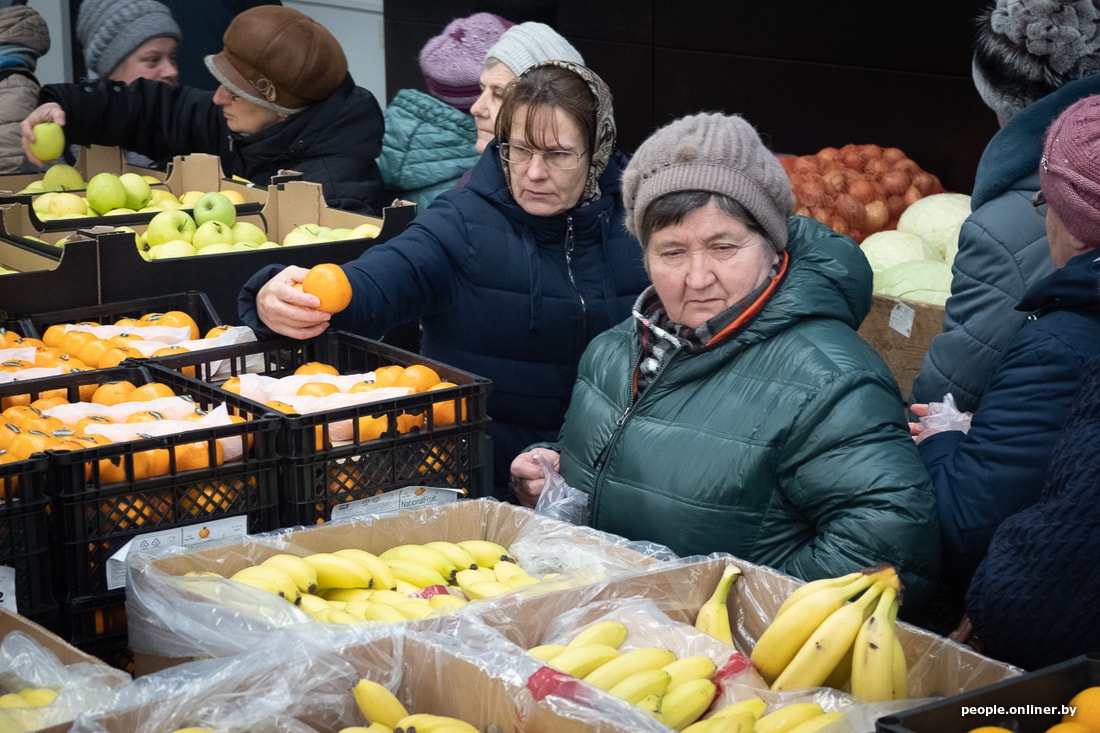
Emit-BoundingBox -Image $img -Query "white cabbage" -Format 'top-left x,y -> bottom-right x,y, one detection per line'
860,230 -> 939,274
875,260 -> 954,305
896,192 -> 972,260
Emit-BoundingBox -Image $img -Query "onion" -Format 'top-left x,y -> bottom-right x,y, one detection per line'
859,143 -> 884,160
864,200 -> 889,231
847,178 -> 879,204
834,193 -> 866,231
912,172 -> 939,195
864,158 -> 891,178
903,185 -> 924,206
828,216 -> 850,237
882,147 -> 907,164
816,147 -> 842,163
797,174 -> 827,206
841,150 -> 865,172
793,156 -> 819,174
886,195 -> 907,219
880,169 -> 912,196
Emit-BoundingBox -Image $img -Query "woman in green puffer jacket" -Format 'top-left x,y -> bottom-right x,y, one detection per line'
511,112 -> 940,614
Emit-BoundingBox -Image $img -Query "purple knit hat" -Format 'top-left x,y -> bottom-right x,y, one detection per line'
1040,94 -> 1100,244
418,12 -> 513,111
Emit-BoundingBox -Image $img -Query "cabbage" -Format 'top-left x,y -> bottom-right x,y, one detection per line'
860,230 -> 939,274
875,259 -> 953,305
896,192 -> 971,260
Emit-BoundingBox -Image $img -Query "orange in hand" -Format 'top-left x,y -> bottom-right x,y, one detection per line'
298,263 -> 353,314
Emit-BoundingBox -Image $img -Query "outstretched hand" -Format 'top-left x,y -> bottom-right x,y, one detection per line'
21,103 -> 66,167
255,265 -> 332,340
509,448 -> 561,508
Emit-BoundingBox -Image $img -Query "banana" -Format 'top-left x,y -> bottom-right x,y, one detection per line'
661,655 -> 717,690
694,564 -> 742,646
394,598 -> 435,619
771,582 -> 885,692
380,544 -> 457,581
304,553 -> 373,590
454,566 -> 496,589
658,677 -> 717,731
749,571 -> 878,684
708,696 -> 766,721
850,585 -> 900,703
753,702 -> 825,733
297,593 -> 332,615
383,558 -> 450,589
772,570 -> 865,619
352,678 -> 408,729
684,713 -> 756,733
606,668 -> 672,705
583,646 -> 677,691
455,539 -> 515,568
463,579 -> 513,600
493,560 -> 539,587
394,714 -> 479,733
545,642 -> 622,678
338,725 -> 392,733
528,643 -> 567,662
358,600 -> 412,624
17,688 -> 57,707
422,540 -> 478,572
786,711 -> 845,733
230,565 -> 301,604
334,548 -> 398,591
891,633 -> 908,700
325,608 -> 364,624
260,553 -> 319,594
637,693 -> 663,715
564,619 -> 630,649
322,587 -> 377,603
428,593 -> 467,611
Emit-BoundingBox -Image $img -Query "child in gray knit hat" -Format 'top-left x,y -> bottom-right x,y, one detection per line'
76,0 -> 180,85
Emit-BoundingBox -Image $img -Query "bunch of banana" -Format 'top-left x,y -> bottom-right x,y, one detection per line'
694,564 -> 743,647
849,584 -> 906,702
681,698 -> 845,733
749,564 -> 904,699
0,688 -> 60,733
348,678 -> 483,733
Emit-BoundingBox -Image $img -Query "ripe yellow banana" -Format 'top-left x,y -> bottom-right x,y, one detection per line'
607,668 -> 672,705
583,646 -> 677,691
394,713 -> 479,733
455,539 -> 514,568
771,582 -> 885,692
658,677 -> 717,731
564,619 -> 629,649
750,571 -> 877,684
708,696 -> 766,721
229,565 -> 301,604
492,560 -> 539,587
754,702 -> 824,733
325,608 -> 364,624
334,548 -> 398,591
352,678 -> 408,729
454,566 -> 496,595
891,634 -> 908,700
546,642 -> 622,678
322,587 -> 376,604
380,544 -> 457,581
528,643 -> 567,662
16,688 -> 57,707
637,693 -> 662,715
384,558 -> 449,589
786,711 -> 845,733
684,712 -> 756,733
462,579 -> 512,600
850,585 -> 901,702
169,729 -> 216,733
297,593 -> 332,615
338,725 -> 392,733
304,553 -> 373,590
422,540 -> 478,571
661,655 -> 717,691
260,553 -> 319,594
344,599 -> 407,624
428,593 -> 467,611
694,564 -> 742,646
394,598 -> 434,619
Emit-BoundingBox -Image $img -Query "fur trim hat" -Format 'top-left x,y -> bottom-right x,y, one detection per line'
973,0 -> 1100,124
76,0 -> 179,79
205,6 -> 347,114
1040,94 -> 1100,244
485,21 -> 583,76
622,112 -> 795,251
419,13 -> 513,111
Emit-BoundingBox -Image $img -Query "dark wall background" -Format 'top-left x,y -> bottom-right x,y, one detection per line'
385,0 -> 1000,194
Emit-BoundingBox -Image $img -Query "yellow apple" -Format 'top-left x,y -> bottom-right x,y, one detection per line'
48,192 -> 88,217
348,222 -> 382,240
29,122 -> 65,161
41,163 -> 84,192
179,190 -> 205,206
220,189 -> 246,205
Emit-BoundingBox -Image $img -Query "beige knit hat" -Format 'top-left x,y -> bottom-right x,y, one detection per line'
622,112 -> 795,250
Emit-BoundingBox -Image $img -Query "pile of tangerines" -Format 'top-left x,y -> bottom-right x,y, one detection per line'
967,685 -> 1100,733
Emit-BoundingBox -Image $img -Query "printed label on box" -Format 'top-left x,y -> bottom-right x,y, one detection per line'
106,515 -> 248,590
888,301 -> 916,338
330,486 -> 462,521
0,565 -> 16,613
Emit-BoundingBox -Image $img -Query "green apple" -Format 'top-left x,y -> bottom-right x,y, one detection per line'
148,240 -> 198,259
145,209 -> 197,246
149,189 -> 178,205
258,241 -> 281,249
104,207 -> 137,216
192,220 -> 234,249
118,172 -> 153,210
193,191 -> 236,227
18,181 -> 45,194
348,222 -> 382,240
230,221 -> 267,246
196,242 -> 237,255
41,164 -> 84,192
282,223 -> 323,246
86,172 -> 127,215
30,122 -> 65,161
48,192 -> 88,217
330,227 -> 352,240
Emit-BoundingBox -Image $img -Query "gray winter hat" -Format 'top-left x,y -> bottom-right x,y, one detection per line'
972,0 -> 1100,124
484,21 -> 583,76
76,0 -> 180,79
622,112 -> 795,251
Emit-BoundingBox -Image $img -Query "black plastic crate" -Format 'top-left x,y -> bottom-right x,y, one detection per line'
16,290 -> 225,341
48,594 -> 133,675
1,317 -> 35,342
0,455 -> 54,617
877,654 -> 1100,733
0,363 -> 281,599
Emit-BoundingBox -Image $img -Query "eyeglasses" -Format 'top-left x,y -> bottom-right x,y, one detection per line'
499,142 -> 585,170
1032,189 -> 1047,215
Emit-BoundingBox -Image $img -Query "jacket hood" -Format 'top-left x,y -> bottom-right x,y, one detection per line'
378,88 -> 478,192
0,5 -> 50,58
1018,250 -> 1100,315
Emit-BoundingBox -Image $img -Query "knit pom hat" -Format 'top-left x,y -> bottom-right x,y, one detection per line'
76,0 -> 179,79
205,6 -> 347,114
622,112 -> 795,251
484,21 -> 583,76
419,12 -> 513,111
972,0 -> 1100,124
1039,94 -> 1100,244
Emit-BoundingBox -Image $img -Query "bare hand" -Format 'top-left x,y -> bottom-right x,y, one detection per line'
510,448 -> 560,508
255,265 -> 331,340
21,103 -> 66,167
908,403 -> 929,442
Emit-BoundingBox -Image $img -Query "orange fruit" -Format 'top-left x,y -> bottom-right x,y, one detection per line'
151,345 -> 195,377
396,364 -> 441,393
371,364 -> 405,388
91,380 -> 138,406
57,329 -> 98,357
295,361 -> 340,376
76,338 -> 116,369
348,381 -> 377,393
173,440 -> 224,472
20,414 -> 64,435
0,394 -> 31,411
220,376 -> 243,394
74,414 -> 114,434
1046,724 -> 1095,733
965,728 -> 1015,733
297,381 -> 340,398
0,359 -> 33,373
32,346 -> 66,367
396,412 -> 424,433
0,423 -> 22,451
140,310 -> 200,339
6,429 -> 54,460
299,263 -> 353,314
1065,686 -> 1100,730
427,381 -> 465,426
0,327 -> 23,346
109,332 -> 144,346
264,400 -> 298,414
1,405 -> 42,426
142,448 -> 171,478
30,394 -> 69,411
10,337 -> 43,349
355,414 -> 389,442
129,381 -> 176,401
205,324 -> 235,339
125,409 -> 167,424
98,345 -> 142,369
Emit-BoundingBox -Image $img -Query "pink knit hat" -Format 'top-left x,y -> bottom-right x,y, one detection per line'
1040,94 -> 1100,244
418,12 -> 513,111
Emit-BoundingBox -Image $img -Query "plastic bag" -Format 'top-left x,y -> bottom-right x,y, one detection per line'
533,452 -> 589,526
917,392 -> 972,440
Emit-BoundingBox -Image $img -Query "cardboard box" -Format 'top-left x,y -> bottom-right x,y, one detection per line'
125,499 -> 665,674
858,294 -> 944,400
0,236 -> 99,315
0,144 -> 165,196
0,604 -> 108,668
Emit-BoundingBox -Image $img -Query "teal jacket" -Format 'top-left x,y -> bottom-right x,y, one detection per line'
552,216 -> 940,611
377,88 -> 480,209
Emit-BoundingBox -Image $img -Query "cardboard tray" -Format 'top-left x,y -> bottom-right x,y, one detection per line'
0,236 -> 100,316
857,294 -> 944,401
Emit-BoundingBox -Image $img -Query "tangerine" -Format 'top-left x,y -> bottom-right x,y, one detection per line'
297,381 -> 340,398
295,361 -> 340,376
129,381 -> 176,401
57,329 -> 98,357
396,412 -> 424,433
205,324 -> 236,339
74,414 -> 114,434
0,359 -> 33,373
221,376 -> 242,394
173,439 -> 224,471
125,409 -> 167,424
76,338 -> 116,369
396,364 -> 441,393
141,310 -> 200,339
0,327 -> 23,346
371,364 -> 405,388
30,394 -> 69,411
98,345 -> 142,369
151,346 -> 195,377
1065,686 -> 1100,730
1,405 -> 42,426
91,381 -> 137,406
6,430 -> 55,460
1045,724 -> 1095,733
264,400 -> 298,414
355,414 -> 388,442
299,263 -> 353,314
427,381 -> 465,425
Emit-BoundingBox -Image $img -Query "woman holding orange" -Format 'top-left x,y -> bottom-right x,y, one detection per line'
238,61 -> 649,499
